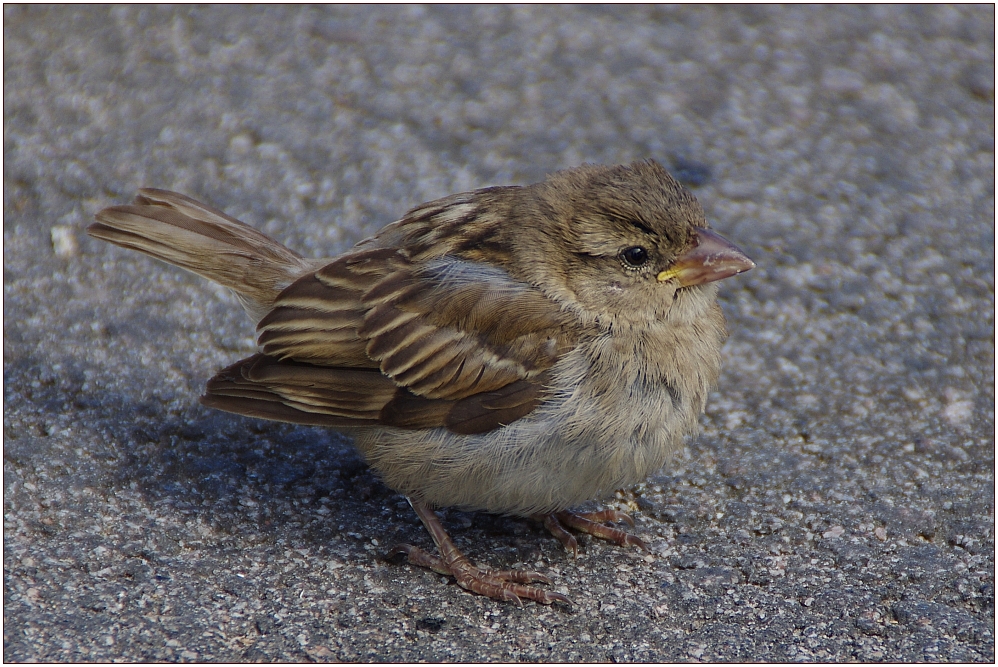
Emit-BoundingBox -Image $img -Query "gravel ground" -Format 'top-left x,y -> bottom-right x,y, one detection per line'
4,5 -> 994,662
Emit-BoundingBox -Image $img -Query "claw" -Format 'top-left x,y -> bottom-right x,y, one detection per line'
540,513 -> 579,557
386,543 -> 413,559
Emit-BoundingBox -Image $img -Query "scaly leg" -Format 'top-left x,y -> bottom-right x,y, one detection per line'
389,499 -> 571,605
542,509 -> 649,553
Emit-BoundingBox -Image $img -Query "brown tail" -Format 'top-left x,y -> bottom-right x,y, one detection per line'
89,188 -> 318,321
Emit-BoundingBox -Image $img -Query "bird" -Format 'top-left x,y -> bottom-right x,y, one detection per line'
88,159 -> 754,604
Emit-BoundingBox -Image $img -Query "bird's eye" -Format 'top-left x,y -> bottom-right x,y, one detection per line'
620,246 -> 649,268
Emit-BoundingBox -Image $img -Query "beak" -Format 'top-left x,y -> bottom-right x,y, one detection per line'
657,227 -> 755,287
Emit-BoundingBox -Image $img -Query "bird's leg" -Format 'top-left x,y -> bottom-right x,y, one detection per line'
542,509 -> 649,553
388,498 -> 571,605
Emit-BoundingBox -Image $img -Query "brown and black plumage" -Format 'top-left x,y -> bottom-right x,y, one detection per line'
89,160 -> 754,604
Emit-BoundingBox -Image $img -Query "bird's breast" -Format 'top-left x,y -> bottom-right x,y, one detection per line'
357,320 -> 722,516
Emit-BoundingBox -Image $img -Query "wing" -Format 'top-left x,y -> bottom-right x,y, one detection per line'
256,248 -> 575,399
202,354 -> 553,435
201,244 -> 577,434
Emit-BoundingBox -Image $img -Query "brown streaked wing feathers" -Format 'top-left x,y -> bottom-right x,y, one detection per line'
202,354 -> 394,425
256,248 -> 575,403
444,376 -> 548,435
201,354 -> 548,434
227,209 -> 577,433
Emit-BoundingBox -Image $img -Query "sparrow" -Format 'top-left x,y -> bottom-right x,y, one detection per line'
88,160 -> 754,604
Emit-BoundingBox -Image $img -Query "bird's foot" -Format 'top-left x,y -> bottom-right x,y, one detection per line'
541,509 -> 649,554
388,542 -> 569,605
390,499 -> 570,605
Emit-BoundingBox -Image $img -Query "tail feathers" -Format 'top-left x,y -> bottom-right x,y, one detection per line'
89,188 -> 318,320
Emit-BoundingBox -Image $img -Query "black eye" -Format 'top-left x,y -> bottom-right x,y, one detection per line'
620,246 -> 649,268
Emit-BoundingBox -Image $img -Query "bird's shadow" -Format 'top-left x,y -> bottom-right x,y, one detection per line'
14,345 -> 555,568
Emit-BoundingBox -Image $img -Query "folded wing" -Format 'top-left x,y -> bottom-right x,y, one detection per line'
202,241 -> 576,434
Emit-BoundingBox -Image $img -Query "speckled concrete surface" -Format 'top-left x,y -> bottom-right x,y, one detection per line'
4,5 -> 994,662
